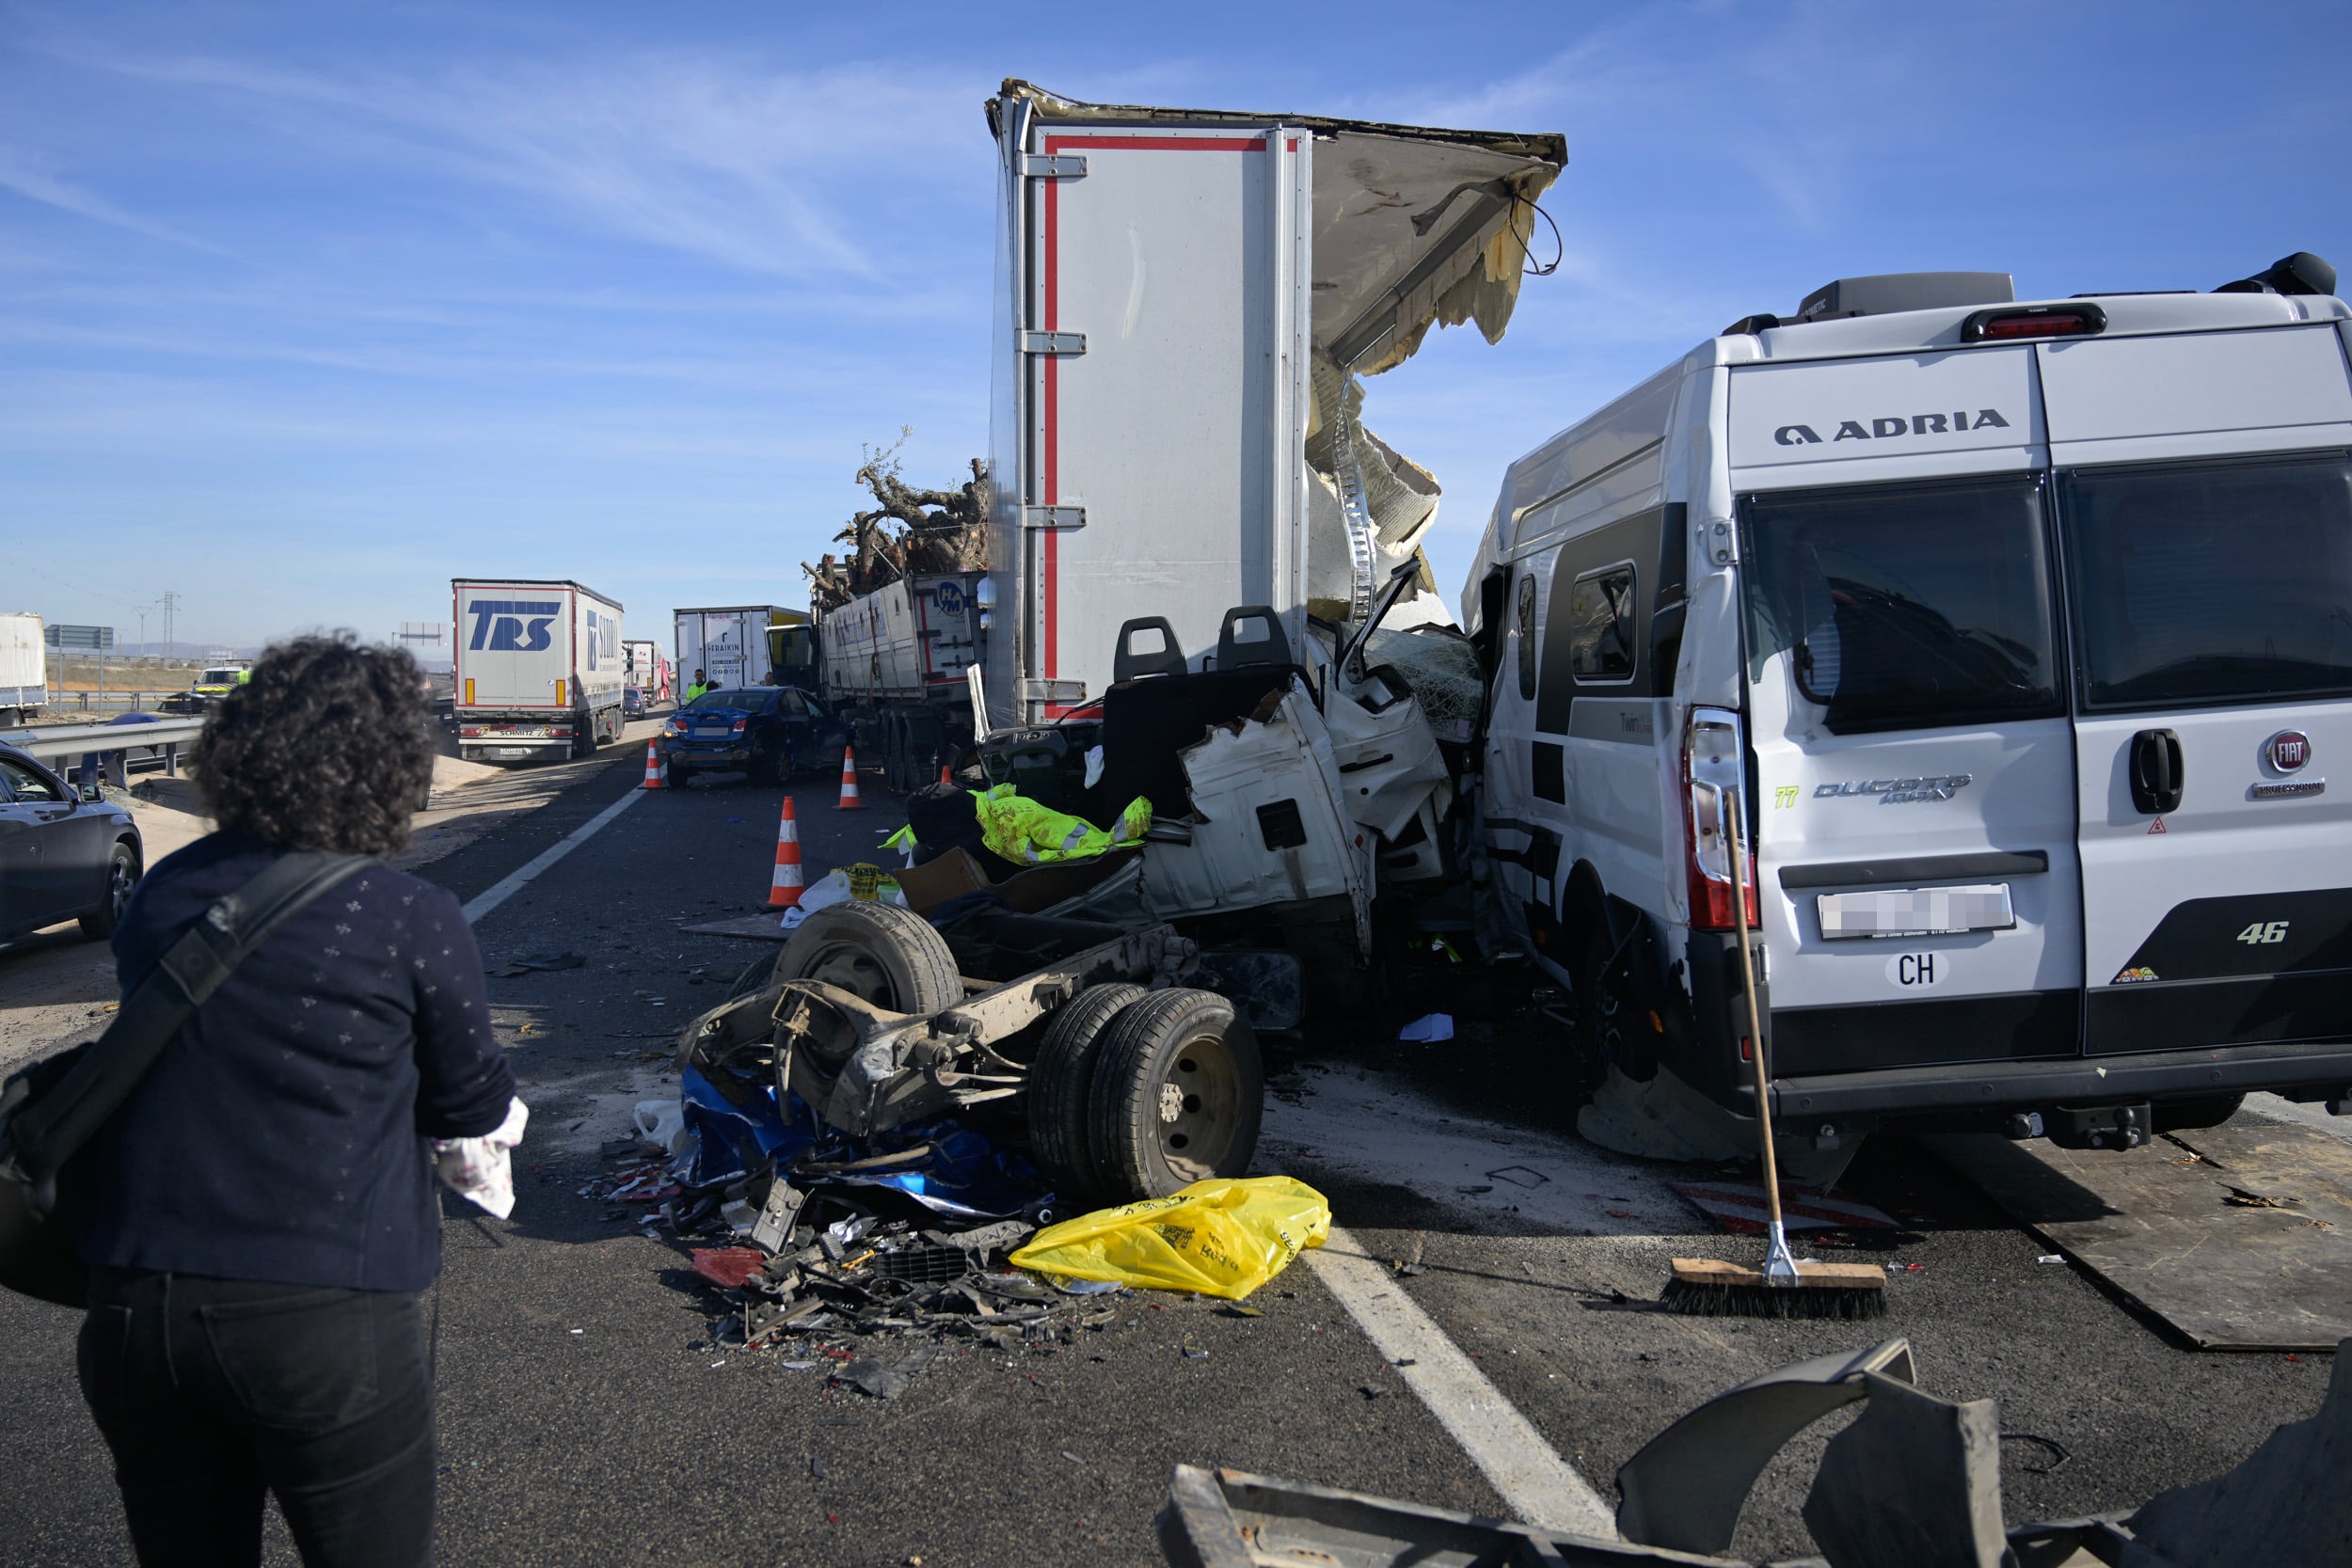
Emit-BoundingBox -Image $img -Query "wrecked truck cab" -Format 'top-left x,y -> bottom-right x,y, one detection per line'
680,901 -> 1262,1206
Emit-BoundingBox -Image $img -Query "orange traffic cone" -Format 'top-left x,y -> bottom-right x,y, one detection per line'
769,797 -> 805,908
641,740 -> 665,789
837,746 -> 865,810
938,765 -> 952,786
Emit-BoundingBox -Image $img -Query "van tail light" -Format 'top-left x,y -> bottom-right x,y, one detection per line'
1960,302 -> 2107,342
1684,707 -> 1758,933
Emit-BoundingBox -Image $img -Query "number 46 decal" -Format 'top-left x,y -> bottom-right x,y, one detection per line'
2236,921 -> 2290,945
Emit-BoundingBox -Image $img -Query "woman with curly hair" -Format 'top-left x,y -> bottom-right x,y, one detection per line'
73,633 -> 514,1568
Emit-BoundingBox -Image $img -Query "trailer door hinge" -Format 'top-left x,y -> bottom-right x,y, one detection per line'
1023,505 -> 1086,531
1021,153 -> 1088,179
1019,330 -> 1087,356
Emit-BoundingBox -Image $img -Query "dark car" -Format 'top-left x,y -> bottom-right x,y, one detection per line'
660,687 -> 840,787
0,741 -> 144,943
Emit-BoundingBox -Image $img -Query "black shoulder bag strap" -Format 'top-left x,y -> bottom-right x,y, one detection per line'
3,849 -> 375,1216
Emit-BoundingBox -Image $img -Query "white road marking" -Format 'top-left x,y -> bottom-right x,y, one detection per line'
461,787 -> 647,926
1303,1225 -> 1619,1541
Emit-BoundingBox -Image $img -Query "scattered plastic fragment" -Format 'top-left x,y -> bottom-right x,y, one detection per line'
690,1247 -> 768,1291
2036,1254 -> 2064,1264
1397,1012 -> 1454,1043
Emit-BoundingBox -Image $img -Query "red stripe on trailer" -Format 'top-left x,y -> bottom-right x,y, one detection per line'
1059,135 -> 1270,152
1041,149 -> 1060,681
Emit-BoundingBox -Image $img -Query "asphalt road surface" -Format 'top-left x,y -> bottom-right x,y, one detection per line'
1,748 -> 2337,1566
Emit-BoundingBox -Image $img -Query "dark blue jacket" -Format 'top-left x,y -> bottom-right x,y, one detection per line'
78,833 -> 516,1291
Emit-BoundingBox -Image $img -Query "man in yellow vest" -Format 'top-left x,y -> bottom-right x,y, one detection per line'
683,668 -> 710,704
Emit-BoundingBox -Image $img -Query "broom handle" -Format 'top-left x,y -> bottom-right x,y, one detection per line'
1723,786 -> 1783,1230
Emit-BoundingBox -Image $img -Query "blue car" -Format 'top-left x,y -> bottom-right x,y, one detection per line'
660,687 -> 840,787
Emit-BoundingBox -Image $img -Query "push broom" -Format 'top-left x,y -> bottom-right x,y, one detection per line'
1662,785 -> 1885,1319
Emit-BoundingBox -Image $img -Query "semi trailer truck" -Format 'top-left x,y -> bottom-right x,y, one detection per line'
0,613 -> 42,727
452,578 -> 626,764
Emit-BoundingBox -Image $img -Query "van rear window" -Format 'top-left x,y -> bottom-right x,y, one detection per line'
1742,476 -> 2061,734
2060,452 -> 2352,710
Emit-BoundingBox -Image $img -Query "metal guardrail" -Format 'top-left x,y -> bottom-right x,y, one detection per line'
4,716 -> 208,777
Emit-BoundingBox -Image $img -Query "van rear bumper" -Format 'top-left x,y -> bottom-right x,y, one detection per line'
1768,1037 -> 2352,1120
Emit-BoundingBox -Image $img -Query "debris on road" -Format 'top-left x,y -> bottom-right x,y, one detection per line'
489,950 -> 587,976
1395,1013 -> 1453,1044
1163,1336 -> 2352,1565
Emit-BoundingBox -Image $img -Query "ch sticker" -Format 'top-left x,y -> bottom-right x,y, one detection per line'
1773,786 -> 1799,809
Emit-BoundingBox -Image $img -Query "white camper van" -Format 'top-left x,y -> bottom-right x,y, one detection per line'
1470,255 -> 2352,1154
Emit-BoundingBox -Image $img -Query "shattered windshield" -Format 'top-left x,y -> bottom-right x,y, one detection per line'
1743,475 -> 2061,734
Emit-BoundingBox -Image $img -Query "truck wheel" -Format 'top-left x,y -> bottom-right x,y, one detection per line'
79,841 -> 141,940
1088,989 -> 1263,1201
1026,983 -> 1150,1203
2153,1092 -> 2245,1132
775,902 -> 961,1016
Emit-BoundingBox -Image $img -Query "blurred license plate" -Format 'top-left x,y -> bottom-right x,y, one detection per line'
1817,883 -> 2014,940
492,747 -> 537,759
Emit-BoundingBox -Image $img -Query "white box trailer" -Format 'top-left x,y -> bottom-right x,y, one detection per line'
622,639 -> 670,706
675,606 -> 787,692
816,570 -> 985,790
452,579 -> 625,764
980,81 -> 1565,725
0,612 -> 42,726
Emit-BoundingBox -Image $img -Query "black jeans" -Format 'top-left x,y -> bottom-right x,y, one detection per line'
78,1267 -> 437,1568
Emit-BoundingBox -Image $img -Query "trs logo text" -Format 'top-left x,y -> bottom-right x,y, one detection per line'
468,600 -> 562,651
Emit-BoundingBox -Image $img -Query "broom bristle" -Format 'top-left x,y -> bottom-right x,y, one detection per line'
1660,1275 -> 1887,1319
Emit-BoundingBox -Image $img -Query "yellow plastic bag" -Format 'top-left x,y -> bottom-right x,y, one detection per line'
1009,1176 -> 1330,1301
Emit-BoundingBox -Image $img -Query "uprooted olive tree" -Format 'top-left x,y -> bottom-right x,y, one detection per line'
805,430 -> 988,610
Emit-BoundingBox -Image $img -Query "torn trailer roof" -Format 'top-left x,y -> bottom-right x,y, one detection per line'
988,78 -> 1566,378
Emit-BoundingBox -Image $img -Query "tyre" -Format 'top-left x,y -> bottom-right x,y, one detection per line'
725,953 -> 777,1001
774,901 -> 961,1016
1578,917 -> 1655,1082
1087,989 -> 1263,1201
2153,1092 -> 2245,1132
1026,983 -> 1149,1203
79,841 -> 140,940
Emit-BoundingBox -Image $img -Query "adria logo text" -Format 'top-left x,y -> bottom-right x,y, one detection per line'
1775,410 -> 2011,445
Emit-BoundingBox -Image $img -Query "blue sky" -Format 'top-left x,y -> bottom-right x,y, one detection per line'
3,1 -> 2346,656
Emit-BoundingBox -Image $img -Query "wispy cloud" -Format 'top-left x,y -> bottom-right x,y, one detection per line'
56,45 -> 988,280
0,144 -> 227,252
